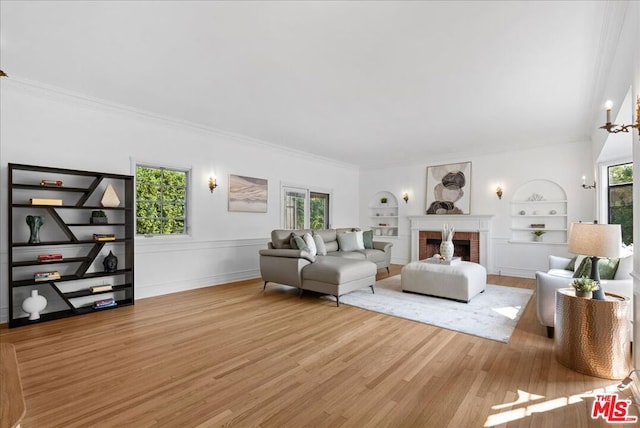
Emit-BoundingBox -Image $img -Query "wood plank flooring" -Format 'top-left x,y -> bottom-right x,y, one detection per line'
1,265 -> 636,427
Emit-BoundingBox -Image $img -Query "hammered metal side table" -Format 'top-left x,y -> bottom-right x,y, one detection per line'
554,288 -> 631,380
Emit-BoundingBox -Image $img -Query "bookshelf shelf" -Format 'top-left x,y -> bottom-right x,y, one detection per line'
8,163 -> 135,328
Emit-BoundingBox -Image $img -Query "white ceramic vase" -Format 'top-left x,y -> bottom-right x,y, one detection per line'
440,240 -> 454,261
22,289 -> 47,320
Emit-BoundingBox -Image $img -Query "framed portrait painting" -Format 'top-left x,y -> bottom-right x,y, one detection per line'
425,161 -> 471,215
228,174 -> 268,212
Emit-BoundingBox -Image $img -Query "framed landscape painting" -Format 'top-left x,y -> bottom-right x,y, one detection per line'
228,174 -> 268,212
425,161 -> 471,215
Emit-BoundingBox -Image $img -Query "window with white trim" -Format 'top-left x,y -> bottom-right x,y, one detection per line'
135,165 -> 189,236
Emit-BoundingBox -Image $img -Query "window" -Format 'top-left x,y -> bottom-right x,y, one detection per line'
136,165 -> 189,236
282,186 -> 330,230
607,162 -> 633,245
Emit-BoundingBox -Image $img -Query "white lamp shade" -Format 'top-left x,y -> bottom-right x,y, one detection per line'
568,223 -> 622,258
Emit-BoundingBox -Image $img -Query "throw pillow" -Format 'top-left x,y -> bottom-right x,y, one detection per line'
289,233 -> 298,249
355,230 -> 365,249
313,233 -> 327,255
303,232 -> 317,256
363,230 -> 374,249
293,235 -> 310,252
337,231 -> 362,251
573,257 -> 620,280
565,256 -> 578,271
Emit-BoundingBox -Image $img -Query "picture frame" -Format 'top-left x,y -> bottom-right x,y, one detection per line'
425,161 -> 471,215
228,174 -> 268,213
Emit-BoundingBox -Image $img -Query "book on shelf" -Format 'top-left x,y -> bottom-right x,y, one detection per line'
37,253 -> 63,262
30,198 -> 63,206
89,285 -> 113,293
40,179 -> 64,187
34,271 -> 61,281
93,301 -> 118,309
93,233 -> 116,241
94,297 -> 115,306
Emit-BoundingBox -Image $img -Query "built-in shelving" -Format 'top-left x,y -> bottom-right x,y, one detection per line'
509,180 -> 568,244
369,191 -> 399,238
8,163 -> 134,328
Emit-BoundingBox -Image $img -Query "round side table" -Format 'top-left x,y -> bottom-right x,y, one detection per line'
554,288 -> 631,379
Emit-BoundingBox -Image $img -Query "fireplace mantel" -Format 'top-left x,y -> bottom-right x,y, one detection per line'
408,215 -> 494,266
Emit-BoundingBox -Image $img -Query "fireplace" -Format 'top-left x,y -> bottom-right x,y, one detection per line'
408,215 -> 493,267
420,231 -> 480,263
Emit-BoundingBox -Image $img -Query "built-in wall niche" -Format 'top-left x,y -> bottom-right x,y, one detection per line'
509,179 -> 568,245
368,191 -> 398,238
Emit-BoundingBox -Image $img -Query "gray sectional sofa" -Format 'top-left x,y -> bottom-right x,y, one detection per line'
259,228 -> 393,305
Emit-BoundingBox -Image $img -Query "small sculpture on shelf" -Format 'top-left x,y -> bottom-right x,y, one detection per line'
22,289 -> 47,320
103,251 -> 118,273
90,210 -> 108,224
26,215 -> 44,244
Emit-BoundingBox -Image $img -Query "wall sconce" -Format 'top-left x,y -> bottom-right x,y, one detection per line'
402,192 -> 409,203
208,177 -> 218,193
600,97 -> 640,137
496,186 -> 503,200
581,176 -> 596,190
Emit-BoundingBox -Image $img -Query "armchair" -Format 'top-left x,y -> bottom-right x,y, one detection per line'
536,254 -> 633,338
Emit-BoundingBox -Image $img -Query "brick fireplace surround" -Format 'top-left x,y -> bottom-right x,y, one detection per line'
408,215 -> 493,267
419,230 -> 480,263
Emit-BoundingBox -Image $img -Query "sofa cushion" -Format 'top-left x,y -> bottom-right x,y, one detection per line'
303,257 -> 375,284
615,255 -> 633,280
303,232 -> 317,256
313,234 -> 327,256
325,251 -> 365,260
356,249 -> 385,263
573,257 -> 619,280
271,229 -> 310,249
337,231 -> 364,251
314,229 -> 338,252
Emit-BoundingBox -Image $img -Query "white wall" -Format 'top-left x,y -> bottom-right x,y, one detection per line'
359,142 -> 596,277
0,80 -> 360,322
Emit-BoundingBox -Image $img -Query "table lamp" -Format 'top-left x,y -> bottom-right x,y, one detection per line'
568,223 -> 622,300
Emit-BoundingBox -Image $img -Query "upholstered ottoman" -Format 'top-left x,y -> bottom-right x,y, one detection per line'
301,257 -> 377,306
401,260 -> 487,303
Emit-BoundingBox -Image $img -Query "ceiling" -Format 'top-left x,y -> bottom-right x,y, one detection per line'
0,1 -> 612,168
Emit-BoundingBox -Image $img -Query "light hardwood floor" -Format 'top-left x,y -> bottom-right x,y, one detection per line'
0,266 -> 636,427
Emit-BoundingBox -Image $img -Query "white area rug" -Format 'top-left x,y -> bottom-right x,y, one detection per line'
336,275 -> 533,343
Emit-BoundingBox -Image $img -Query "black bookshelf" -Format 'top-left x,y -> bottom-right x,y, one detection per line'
8,163 -> 135,327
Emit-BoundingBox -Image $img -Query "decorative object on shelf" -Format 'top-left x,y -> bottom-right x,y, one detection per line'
40,179 -> 63,187
30,198 -> 62,206
568,222 -> 622,300
228,174 -> 268,212
549,210 -> 557,215
34,271 -> 60,281
519,210 -> 526,215
37,254 -> 63,262
426,161 -> 471,215
581,176 -> 596,190
94,233 -> 116,242
526,193 -> 545,201
530,224 -> 545,228
22,290 -> 47,320
101,183 -> 121,207
380,197 -> 388,206
599,97 -> 640,138
496,186 -> 503,200
103,251 -> 118,272
532,230 -> 546,242
440,224 -> 455,261
570,276 -> 599,299
25,215 -> 44,244
90,210 -> 108,224
402,192 -> 409,203
208,176 -> 218,192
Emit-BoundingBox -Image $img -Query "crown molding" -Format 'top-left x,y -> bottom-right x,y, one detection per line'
2,76 -> 359,171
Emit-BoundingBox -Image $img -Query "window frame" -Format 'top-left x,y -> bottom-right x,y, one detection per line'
280,183 -> 332,230
133,161 -> 192,238
606,161 -> 633,245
